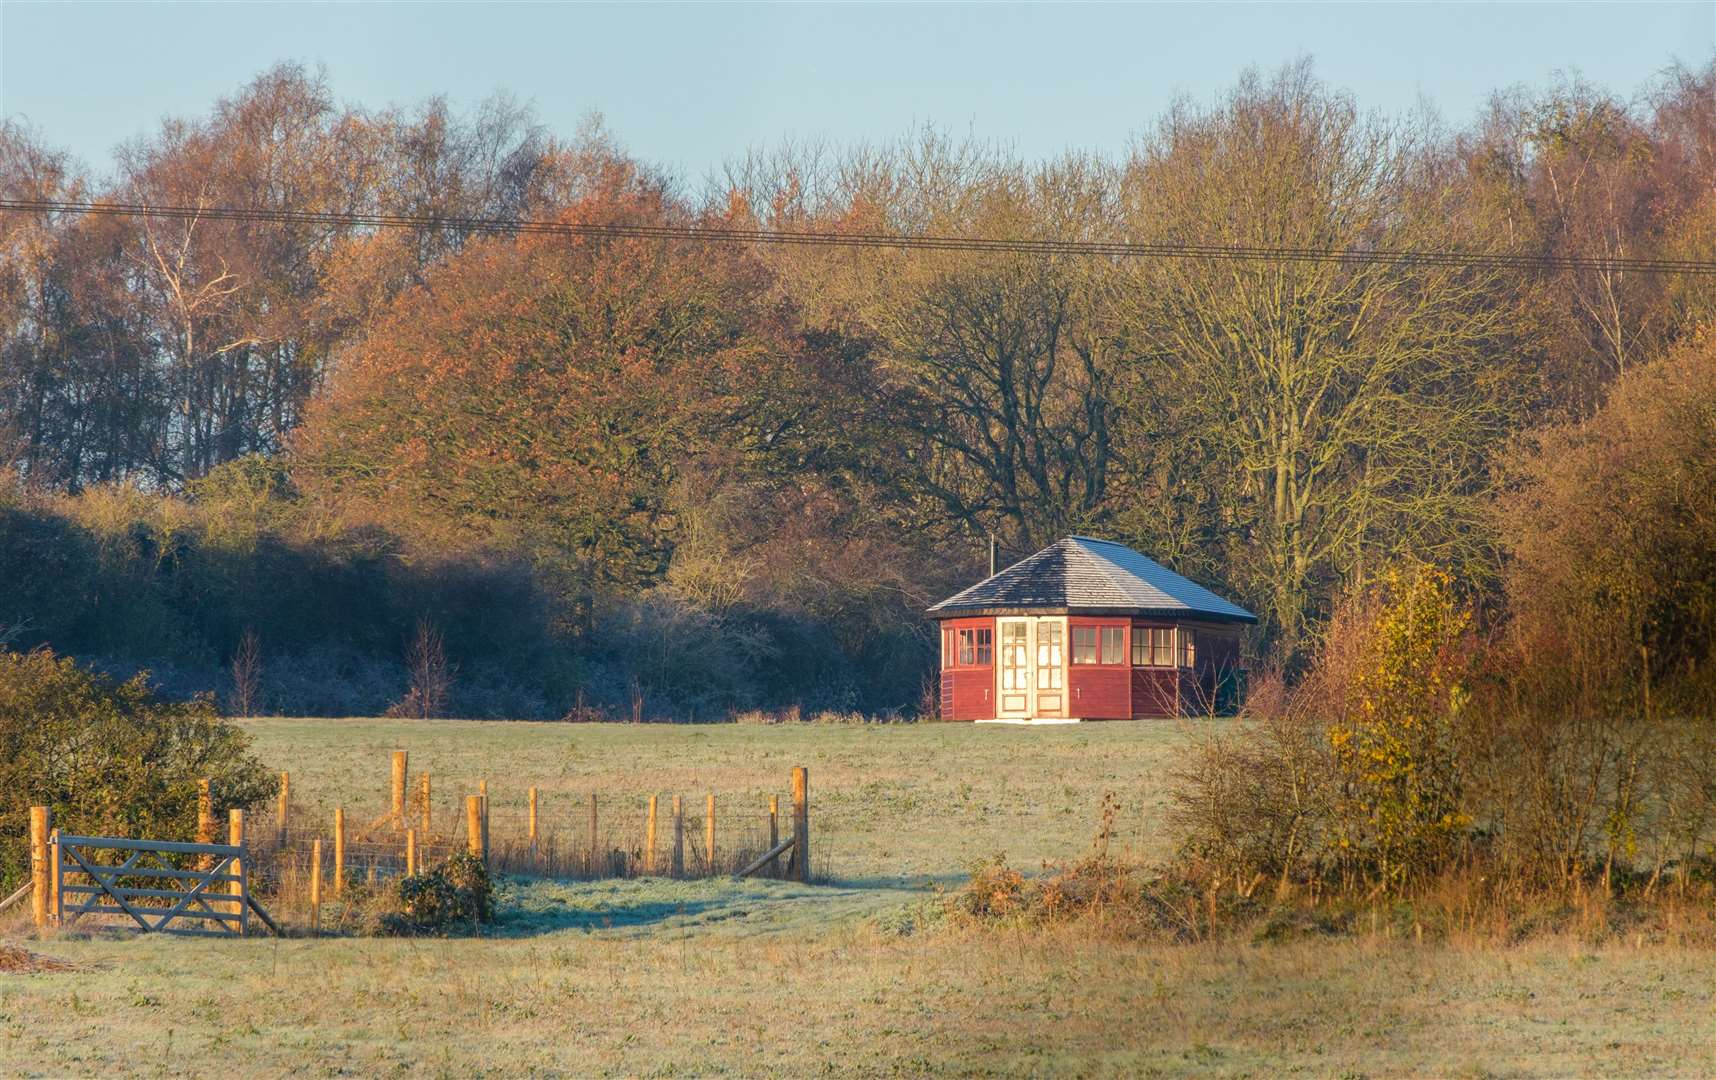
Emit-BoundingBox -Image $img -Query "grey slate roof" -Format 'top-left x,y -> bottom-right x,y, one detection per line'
928,537 -> 1257,622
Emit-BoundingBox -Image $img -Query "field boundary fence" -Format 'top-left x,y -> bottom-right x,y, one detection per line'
22,807 -> 281,937
19,755 -> 812,937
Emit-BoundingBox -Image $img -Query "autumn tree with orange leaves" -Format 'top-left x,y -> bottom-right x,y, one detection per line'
293,175 -> 810,615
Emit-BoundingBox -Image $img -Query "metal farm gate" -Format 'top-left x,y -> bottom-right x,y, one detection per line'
51,833 -> 278,937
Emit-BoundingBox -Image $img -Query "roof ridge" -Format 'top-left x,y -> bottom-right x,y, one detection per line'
1066,537 -> 1151,602
927,535 -> 1257,622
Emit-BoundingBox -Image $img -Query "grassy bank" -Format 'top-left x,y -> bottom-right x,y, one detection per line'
232,717 -> 1210,882
6,717 -> 1716,1076
7,876 -> 1715,1077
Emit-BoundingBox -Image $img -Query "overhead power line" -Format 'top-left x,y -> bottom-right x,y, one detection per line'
2,197 -> 1712,276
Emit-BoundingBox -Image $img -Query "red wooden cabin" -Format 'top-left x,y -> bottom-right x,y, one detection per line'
929,537 -> 1256,722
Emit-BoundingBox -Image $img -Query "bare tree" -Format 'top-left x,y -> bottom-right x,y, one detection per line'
227,628 -> 262,717
391,619 -> 453,720
1116,61 -> 1528,657
738,134 -> 1130,553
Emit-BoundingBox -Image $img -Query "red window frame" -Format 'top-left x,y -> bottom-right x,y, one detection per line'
1132,625 -> 1178,667
1071,626 -> 1098,664
942,623 -> 993,669
1071,621 -> 1128,666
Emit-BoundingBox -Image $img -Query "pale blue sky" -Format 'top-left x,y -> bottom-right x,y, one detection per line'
2,2 -> 1711,183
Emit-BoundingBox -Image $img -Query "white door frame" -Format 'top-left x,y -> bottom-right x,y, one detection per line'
1032,616 -> 1067,719
995,617 -> 1033,720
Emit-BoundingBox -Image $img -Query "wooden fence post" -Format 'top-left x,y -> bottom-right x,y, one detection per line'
310,838 -> 323,936
705,794 -> 716,875
196,777 -> 213,870
29,805 -> 50,928
277,771 -> 290,844
196,778 -> 212,844
49,827 -> 60,919
529,787 -> 539,845
672,795 -> 684,879
467,795 -> 485,864
644,795 -> 658,874
420,772 -> 432,839
391,751 -> 408,828
478,778 -> 490,859
406,828 -> 418,877
769,795 -> 780,879
228,809 -> 246,932
587,793 -> 598,869
791,767 -> 809,883
333,807 -> 346,897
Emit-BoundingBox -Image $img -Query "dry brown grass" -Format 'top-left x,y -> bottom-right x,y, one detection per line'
6,899 -> 1716,1076
951,845 -> 1716,958
0,943 -> 75,973
7,716 -> 1716,1075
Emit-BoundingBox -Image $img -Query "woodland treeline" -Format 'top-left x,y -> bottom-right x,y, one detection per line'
1,59 -> 1713,718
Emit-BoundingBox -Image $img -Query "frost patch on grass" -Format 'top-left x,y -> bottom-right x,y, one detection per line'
496,875 -> 918,939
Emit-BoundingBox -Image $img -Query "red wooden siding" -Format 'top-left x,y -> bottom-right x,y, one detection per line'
941,668 -> 993,720
1130,667 -> 1180,718
1130,620 -> 1179,718
932,613 -> 1246,721
1068,616 -> 1130,718
1071,667 -> 1130,718
939,616 -> 996,721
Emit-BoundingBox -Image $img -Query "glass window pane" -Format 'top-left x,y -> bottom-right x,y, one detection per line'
1181,630 -> 1196,668
1001,623 -> 1028,690
1038,623 -> 1062,688
1153,628 -> 1174,666
1101,627 -> 1124,664
1131,630 -> 1146,665
958,629 -> 975,666
976,628 -> 993,666
1071,626 -> 1097,664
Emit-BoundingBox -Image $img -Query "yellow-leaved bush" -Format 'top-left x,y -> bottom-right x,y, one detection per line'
1326,564 -> 1473,888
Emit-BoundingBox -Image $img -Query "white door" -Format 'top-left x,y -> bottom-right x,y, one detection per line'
996,619 -> 1032,719
1034,618 -> 1065,718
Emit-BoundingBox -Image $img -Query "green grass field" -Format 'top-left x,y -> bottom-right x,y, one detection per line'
5,718 -> 1715,1077
238,716 -> 1206,882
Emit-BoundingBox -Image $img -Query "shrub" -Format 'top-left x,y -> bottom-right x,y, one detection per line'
954,854 -> 1034,920
0,484 -> 574,719
1325,564 -> 1474,889
381,851 -> 495,934
949,851 -> 1223,941
1501,330 -> 1716,688
1171,703 -> 1332,895
0,648 -> 275,891
1172,562 -> 1476,896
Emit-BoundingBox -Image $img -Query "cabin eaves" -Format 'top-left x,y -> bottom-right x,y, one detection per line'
927,536 -> 1257,623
